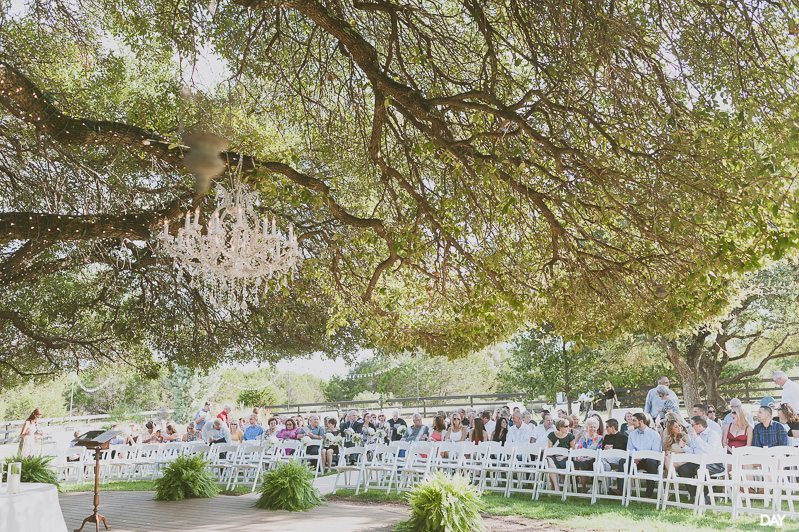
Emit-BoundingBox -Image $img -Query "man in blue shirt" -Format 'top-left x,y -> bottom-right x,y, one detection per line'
644,377 -> 680,420
753,406 -> 788,448
627,412 -> 661,498
243,414 -> 265,441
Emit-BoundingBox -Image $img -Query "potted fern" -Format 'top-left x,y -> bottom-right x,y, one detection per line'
2,455 -> 59,489
255,459 -> 323,511
154,455 -> 219,501
396,472 -> 484,532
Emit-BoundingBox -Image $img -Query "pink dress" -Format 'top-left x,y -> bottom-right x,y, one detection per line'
431,431 -> 443,442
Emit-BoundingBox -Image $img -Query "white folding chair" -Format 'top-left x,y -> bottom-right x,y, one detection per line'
129,444 -> 160,481
561,449 -> 600,502
624,450 -> 664,508
363,444 -> 400,494
207,443 -> 239,483
332,446 -> 366,494
105,444 -> 136,482
505,444 -> 541,498
182,442 -> 210,460
534,447 -> 570,500
434,442 -> 462,474
276,440 -> 301,462
51,447 -> 86,483
226,443 -> 269,492
154,442 -> 184,479
397,442 -> 437,492
479,443 -> 515,496
662,453 -> 704,514
732,451 -> 779,517
775,454 -> 799,517
457,443 -> 488,485
594,449 -> 629,504
701,451 -> 733,515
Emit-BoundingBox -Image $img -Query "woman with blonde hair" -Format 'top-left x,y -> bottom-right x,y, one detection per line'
662,418 -> 688,472
722,405 -> 752,452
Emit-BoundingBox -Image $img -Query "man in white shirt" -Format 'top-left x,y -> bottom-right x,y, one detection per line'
531,413 -> 554,443
481,411 -> 496,435
774,371 -> 799,412
677,417 -> 724,501
505,412 -> 533,445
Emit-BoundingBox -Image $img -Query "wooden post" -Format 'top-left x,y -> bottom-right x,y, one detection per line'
74,446 -> 109,532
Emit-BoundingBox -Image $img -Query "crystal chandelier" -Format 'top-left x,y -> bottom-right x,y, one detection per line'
158,133 -> 299,311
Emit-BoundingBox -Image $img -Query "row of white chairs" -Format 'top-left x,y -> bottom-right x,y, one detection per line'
331,440 -> 799,520
47,439 -> 328,492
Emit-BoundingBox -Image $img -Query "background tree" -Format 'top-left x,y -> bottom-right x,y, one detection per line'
657,257 -> 799,408
0,1 -> 798,381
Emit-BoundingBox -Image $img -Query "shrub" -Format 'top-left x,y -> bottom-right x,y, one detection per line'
2,455 -> 59,489
396,472 -> 484,532
254,459 -> 323,511
154,455 -> 218,501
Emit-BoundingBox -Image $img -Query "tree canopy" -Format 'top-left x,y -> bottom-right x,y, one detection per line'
1,0 -> 798,383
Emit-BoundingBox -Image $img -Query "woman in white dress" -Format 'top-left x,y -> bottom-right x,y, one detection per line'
19,408 -> 42,457
444,412 -> 468,442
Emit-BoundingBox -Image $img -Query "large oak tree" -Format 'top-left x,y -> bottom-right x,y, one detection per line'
0,0 -> 798,384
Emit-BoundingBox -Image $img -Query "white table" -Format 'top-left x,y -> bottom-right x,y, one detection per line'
0,482 -> 68,532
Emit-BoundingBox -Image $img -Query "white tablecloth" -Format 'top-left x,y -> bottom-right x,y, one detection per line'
0,482 -> 68,532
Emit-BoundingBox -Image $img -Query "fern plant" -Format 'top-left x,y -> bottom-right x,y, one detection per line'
396,472 -> 484,532
2,455 -> 59,489
254,459 -> 323,511
154,455 -> 219,501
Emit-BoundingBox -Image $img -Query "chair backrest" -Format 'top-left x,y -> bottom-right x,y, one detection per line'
368,445 -> 397,466
629,450 -> 663,463
280,440 -> 301,451
568,448 -> 598,460
435,442 -> 461,461
732,446 -> 776,457
209,443 -> 238,462
338,446 -> 366,466
388,440 -> 411,452
597,448 -> 629,462
137,444 -> 160,459
478,440 -> 502,453
513,443 -> 543,461
407,441 -> 437,467
541,446 -> 570,459
160,442 -> 183,458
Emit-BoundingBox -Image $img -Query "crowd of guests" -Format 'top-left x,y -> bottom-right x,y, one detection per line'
64,371 -> 798,485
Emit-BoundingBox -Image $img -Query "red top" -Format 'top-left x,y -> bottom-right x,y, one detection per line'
216,411 -> 231,425
726,426 -> 748,452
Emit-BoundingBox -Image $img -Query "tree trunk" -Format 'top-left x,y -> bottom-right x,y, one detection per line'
702,366 -> 724,409
664,341 -> 702,409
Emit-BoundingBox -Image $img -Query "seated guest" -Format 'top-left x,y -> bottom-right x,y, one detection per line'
430,415 -> 446,442
108,425 -> 125,445
162,424 -> 180,442
265,417 -> 279,437
388,410 -> 407,441
469,418 -> 489,444
302,415 -> 325,462
522,411 -> 534,426
692,404 -> 722,436
662,416 -> 688,472
531,413 -> 555,444
340,410 -> 363,442
205,419 -> 231,444
182,424 -> 198,442
360,412 -> 377,434
546,419 -> 574,490
277,418 -> 300,440
140,421 -> 160,444
569,415 -> 584,439
459,408 -> 471,429
445,412 -> 468,442
574,418 -> 603,491
507,412 -> 534,445
322,418 -> 339,471
722,405 -> 752,452
588,413 -> 605,435
753,406 -> 788,447
375,412 -> 388,432
654,386 -> 680,426
403,413 -> 430,442
492,416 -> 508,444
243,414 -> 265,441
777,404 -> 799,437
602,419 -> 628,496
230,422 -> 244,443
482,411 -> 496,435
620,411 -> 635,436
676,417 -> 724,502
627,412 -> 662,498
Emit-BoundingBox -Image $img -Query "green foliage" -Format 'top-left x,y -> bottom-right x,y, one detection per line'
254,459 -> 323,512
498,326 -> 603,409
2,455 -> 59,488
396,472 -> 484,532
162,366 -> 220,425
237,385 -> 282,408
153,455 -> 219,501
68,365 -> 165,416
0,378 -> 68,420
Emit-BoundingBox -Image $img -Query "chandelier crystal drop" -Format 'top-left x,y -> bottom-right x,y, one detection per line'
157,133 -> 299,312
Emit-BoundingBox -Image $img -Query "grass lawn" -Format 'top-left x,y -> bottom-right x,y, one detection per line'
61,480 -> 253,496
330,489 -> 797,531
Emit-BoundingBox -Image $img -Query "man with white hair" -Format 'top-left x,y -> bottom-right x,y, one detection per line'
403,413 -> 429,442
388,409 -> 407,441
644,376 -> 680,420
506,412 -> 533,445
773,371 -> 799,412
